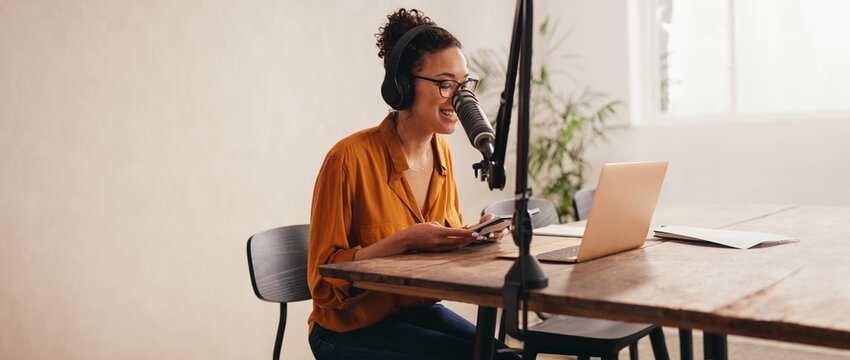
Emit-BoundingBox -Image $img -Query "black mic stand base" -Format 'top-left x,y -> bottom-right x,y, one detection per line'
502,252 -> 547,340
505,254 -> 548,290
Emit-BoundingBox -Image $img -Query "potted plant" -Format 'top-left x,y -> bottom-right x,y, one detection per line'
470,17 -> 622,222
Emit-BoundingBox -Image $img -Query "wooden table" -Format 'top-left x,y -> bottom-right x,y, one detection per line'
320,204 -> 850,358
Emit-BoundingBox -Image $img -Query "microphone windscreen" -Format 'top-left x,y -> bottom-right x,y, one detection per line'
452,89 -> 495,148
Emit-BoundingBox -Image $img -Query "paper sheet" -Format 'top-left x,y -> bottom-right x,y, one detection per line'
653,225 -> 796,249
532,224 -> 585,237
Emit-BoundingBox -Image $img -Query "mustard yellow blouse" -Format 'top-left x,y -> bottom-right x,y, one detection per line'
307,112 -> 464,333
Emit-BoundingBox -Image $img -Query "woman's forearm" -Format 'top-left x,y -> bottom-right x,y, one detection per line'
353,231 -> 409,260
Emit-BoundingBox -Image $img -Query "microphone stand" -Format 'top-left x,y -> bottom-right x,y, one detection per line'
471,0 -> 548,347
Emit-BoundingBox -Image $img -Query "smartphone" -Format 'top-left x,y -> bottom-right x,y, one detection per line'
469,216 -> 512,237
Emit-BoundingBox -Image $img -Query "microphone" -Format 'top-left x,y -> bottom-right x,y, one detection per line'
452,89 -> 495,160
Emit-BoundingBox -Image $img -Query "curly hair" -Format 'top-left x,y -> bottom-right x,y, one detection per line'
375,8 -> 462,74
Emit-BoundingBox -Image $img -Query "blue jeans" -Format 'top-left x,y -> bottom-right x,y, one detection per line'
309,303 -> 519,360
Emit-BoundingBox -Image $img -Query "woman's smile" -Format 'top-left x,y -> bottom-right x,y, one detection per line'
439,107 -> 458,122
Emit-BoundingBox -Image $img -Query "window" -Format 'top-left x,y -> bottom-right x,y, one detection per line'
630,0 -> 850,123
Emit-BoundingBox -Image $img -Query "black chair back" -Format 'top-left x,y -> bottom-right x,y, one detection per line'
571,188 -> 596,221
482,198 -> 559,229
247,224 -> 311,360
248,225 -> 311,303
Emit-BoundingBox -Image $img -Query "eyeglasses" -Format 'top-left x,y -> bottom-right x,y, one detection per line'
411,74 -> 479,98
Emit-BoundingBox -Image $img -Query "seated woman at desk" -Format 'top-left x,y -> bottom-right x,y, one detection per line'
307,8 -> 516,360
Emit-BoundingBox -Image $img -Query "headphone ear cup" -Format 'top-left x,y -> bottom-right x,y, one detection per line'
379,25 -> 432,110
395,73 -> 415,110
381,75 -> 402,110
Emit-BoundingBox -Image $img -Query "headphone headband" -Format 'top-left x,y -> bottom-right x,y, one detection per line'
381,25 -> 435,110
385,25 -> 433,84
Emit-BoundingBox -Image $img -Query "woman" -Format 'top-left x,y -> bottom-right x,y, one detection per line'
307,8 -> 517,360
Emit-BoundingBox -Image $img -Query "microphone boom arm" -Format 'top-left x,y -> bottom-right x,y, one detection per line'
473,0 -> 523,191
472,0 -> 549,346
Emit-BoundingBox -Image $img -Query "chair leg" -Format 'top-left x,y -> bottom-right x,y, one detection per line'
649,327 -> 670,360
679,329 -> 693,360
703,332 -> 728,360
629,342 -> 639,360
498,308 -> 507,342
602,350 -> 620,360
274,303 -> 287,360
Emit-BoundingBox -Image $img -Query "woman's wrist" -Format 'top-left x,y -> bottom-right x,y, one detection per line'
392,229 -> 412,252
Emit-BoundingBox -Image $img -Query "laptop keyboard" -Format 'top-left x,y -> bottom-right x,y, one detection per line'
536,245 -> 580,260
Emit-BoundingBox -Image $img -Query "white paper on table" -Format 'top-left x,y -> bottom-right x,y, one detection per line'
653,225 -> 796,249
533,224 -> 585,238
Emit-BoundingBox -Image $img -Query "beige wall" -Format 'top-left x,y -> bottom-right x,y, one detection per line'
0,0 -> 516,358
3,0 -> 848,359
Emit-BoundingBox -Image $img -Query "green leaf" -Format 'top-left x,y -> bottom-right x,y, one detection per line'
540,16 -> 550,36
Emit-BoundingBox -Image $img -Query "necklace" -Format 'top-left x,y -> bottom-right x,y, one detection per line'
408,150 -> 430,173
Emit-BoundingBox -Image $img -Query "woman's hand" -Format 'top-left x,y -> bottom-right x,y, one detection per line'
473,213 -> 511,243
402,221 -> 477,252
353,221 -> 483,260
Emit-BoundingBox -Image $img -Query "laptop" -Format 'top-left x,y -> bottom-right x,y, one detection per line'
532,161 -> 668,263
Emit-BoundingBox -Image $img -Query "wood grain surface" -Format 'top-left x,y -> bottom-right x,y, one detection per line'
320,203 -> 850,349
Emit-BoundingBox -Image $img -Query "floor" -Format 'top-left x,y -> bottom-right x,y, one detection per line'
505,327 -> 850,360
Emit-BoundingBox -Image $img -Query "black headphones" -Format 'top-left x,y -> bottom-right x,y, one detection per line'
381,25 -> 434,110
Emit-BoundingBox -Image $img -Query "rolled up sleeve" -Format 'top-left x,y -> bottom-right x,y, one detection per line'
307,155 -> 363,310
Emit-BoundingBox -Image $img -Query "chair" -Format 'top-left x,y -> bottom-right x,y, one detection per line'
483,198 -> 669,360
571,188 -> 596,222
247,225 -> 311,360
482,198 -> 561,229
